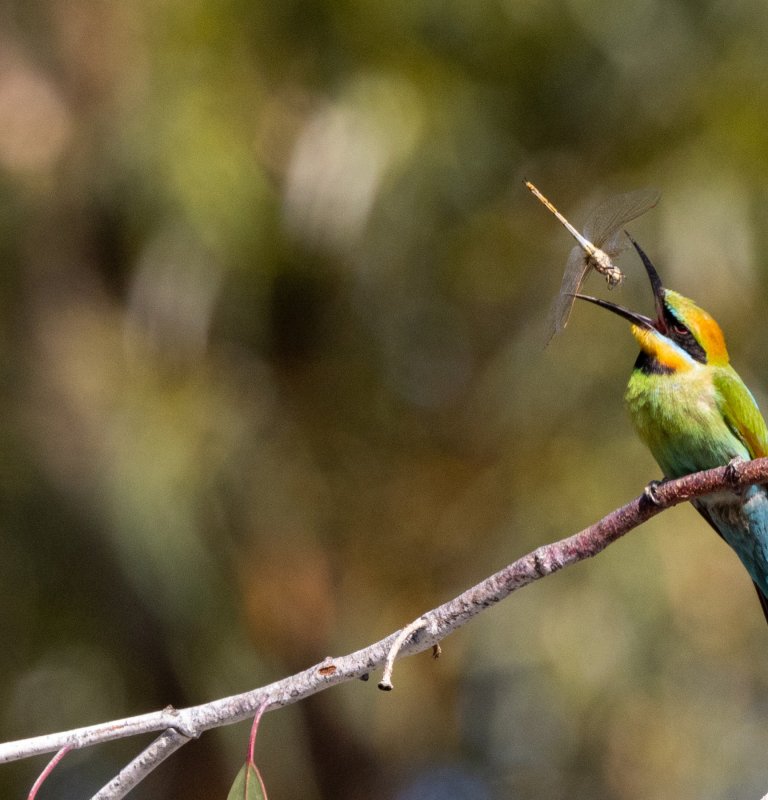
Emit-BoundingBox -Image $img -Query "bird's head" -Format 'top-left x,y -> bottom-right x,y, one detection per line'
576,237 -> 729,371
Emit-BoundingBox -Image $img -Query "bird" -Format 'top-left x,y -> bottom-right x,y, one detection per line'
575,237 -> 768,623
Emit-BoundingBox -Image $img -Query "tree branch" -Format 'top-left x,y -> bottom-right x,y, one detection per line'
4,457 -> 768,798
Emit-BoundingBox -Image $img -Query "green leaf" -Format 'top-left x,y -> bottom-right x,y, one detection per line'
226,761 -> 268,800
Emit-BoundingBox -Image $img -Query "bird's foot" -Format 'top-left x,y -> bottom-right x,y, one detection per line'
643,479 -> 665,506
725,456 -> 746,486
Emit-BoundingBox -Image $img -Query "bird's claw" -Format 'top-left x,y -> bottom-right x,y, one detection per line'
725,456 -> 746,485
643,479 -> 664,506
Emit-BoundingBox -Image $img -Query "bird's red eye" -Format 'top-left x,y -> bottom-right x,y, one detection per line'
673,324 -> 689,337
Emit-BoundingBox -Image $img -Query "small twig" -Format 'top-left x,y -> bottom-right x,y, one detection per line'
247,699 -> 268,764
377,617 -> 428,691
90,728 -> 190,800
27,745 -> 70,800
245,699 -> 270,799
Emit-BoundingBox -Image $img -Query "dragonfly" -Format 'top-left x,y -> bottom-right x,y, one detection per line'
525,181 -> 661,343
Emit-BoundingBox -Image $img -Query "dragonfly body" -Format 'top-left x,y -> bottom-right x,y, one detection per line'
525,181 -> 660,341
525,181 -> 624,286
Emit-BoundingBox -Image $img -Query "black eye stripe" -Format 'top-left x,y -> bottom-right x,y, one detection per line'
663,306 -> 707,364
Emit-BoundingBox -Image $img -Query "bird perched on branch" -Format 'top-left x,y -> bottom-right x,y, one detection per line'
576,238 -> 768,623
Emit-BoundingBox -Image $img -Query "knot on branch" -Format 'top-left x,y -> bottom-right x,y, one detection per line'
161,707 -> 198,740
532,547 -> 562,577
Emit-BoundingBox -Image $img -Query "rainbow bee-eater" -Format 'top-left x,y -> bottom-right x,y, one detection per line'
576,238 -> 768,623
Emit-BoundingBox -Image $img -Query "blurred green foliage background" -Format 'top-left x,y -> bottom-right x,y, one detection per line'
3,1 -> 768,798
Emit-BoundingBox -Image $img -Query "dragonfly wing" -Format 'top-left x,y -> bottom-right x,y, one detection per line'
546,245 -> 589,342
583,187 -> 661,256
599,227 -> 631,261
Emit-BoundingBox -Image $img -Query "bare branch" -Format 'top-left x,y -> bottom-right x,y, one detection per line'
3,457 -> 768,799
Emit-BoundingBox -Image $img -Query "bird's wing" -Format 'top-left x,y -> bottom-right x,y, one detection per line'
714,367 -> 768,459
692,502 -> 768,625
706,368 -> 768,623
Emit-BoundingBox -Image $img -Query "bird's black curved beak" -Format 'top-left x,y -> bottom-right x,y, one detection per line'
626,232 -> 666,328
572,293 -> 655,329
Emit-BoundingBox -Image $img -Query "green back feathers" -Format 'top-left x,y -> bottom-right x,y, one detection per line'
714,367 -> 768,459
